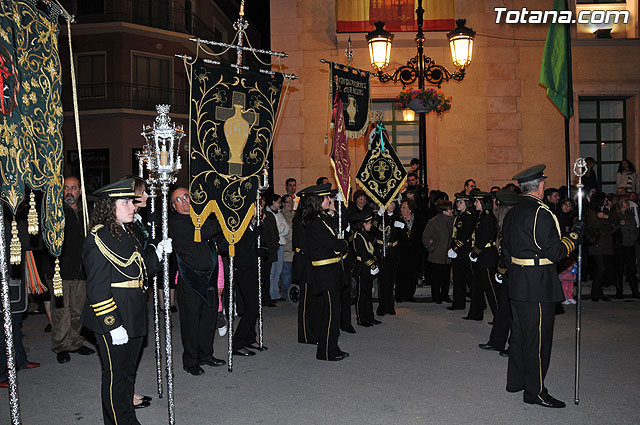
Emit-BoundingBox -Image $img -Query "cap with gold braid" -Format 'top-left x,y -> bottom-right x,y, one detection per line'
93,178 -> 138,199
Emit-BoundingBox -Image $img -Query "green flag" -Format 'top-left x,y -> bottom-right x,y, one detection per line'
539,0 -> 573,118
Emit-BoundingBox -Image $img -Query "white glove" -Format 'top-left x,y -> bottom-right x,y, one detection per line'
447,248 -> 457,259
156,238 -> 173,260
336,192 -> 344,202
469,253 -> 478,263
494,273 -> 503,284
370,267 -> 379,276
110,326 -> 129,345
378,206 -> 385,216
345,224 -> 351,233
394,221 -> 405,229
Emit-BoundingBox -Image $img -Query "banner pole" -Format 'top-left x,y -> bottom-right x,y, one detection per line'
573,158 -> 587,405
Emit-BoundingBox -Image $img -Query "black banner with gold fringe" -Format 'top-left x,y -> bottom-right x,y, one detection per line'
330,62 -> 369,139
356,122 -> 406,210
188,59 -> 284,247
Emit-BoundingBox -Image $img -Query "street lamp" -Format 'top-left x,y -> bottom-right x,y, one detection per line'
366,0 -> 475,188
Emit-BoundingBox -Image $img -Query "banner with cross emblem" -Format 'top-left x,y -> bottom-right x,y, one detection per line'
330,62 -> 369,139
356,121 -> 406,210
187,59 -> 284,245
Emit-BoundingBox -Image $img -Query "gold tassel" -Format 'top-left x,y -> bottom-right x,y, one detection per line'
53,258 -> 63,297
9,219 -> 21,265
27,191 -> 39,235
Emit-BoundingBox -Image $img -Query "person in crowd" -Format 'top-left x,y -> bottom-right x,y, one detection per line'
352,207 -> 380,327
557,198 -> 578,305
422,200 -> 454,304
612,195 -> 640,298
280,194 -> 295,301
583,157 -> 599,194
502,164 -> 582,408
348,189 -> 369,217
82,178 -> 166,424
260,196 -> 279,307
616,159 -> 637,194
396,199 -> 426,302
285,177 -> 299,210
374,201 -> 403,316
48,176 -> 95,364
446,192 -> 475,311
169,187 -> 225,376
1,208 -> 40,388
293,190 -> 318,344
406,172 -> 420,190
425,190 -> 448,221
267,193 -> 289,301
616,187 -> 640,227
316,176 -> 329,185
463,179 -> 477,196
302,183 -> 349,361
409,157 -> 420,177
479,189 -> 520,357
466,191 -> 500,321
586,191 -> 618,302
543,187 -> 560,216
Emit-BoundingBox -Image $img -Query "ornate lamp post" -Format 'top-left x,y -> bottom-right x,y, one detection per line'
141,104 -> 184,425
366,0 -> 475,188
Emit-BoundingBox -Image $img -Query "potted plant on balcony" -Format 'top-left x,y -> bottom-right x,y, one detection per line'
394,87 -> 452,116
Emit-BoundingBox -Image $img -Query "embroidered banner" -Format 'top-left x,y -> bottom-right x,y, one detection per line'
355,122 -> 406,210
330,63 -> 369,139
330,93 -> 351,205
188,59 -> 284,246
336,0 -> 455,33
0,0 -> 65,257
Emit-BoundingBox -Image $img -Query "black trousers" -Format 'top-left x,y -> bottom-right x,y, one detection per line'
429,262 -> 451,303
316,289 -> 341,360
340,265 -> 353,329
234,266 -> 259,350
468,265 -> 499,320
177,281 -> 218,369
617,245 -> 639,295
507,301 -> 556,402
590,254 -> 607,298
396,255 -> 420,301
377,255 -> 399,315
95,333 -> 143,425
451,255 -> 472,309
488,279 -> 511,350
356,272 -> 374,324
298,281 -> 320,344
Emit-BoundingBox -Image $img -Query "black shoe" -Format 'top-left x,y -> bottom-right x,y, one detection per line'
357,321 -> 372,327
170,305 -> 178,313
370,319 -> 382,325
443,297 -> 452,303
341,326 -> 356,334
478,343 -> 499,351
488,321 -> 494,325
632,292 -> 640,299
71,346 -> 95,355
200,357 -> 225,367
376,310 -> 385,317
499,349 -> 509,357
328,352 -> 348,361
524,394 -> 566,408
462,316 -> 482,321
137,395 -> 152,402
134,400 -> 151,409
183,365 -> 205,376
245,344 -> 268,351
447,306 -> 464,311
44,324 -> 51,333
267,302 -> 277,308
600,295 -> 611,302
591,297 -> 599,302
232,348 -> 256,356
56,351 -> 70,364
387,310 -> 396,315
434,300 -> 442,304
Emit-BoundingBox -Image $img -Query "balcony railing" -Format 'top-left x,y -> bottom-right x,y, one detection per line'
61,0 -> 217,39
63,83 -> 188,114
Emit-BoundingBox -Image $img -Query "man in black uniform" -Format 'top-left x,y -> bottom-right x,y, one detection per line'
501,165 -> 582,408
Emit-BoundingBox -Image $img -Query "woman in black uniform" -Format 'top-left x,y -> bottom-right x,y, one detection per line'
82,178 -> 168,425
302,184 -> 349,361
374,201 -> 403,316
352,208 -> 380,327
465,192 -> 500,321
446,192 -> 476,311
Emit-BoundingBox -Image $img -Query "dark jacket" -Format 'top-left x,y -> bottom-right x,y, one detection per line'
422,213 -> 453,265
306,214 -> 348,294
586,208 -> 618,256
451,210 -> 475,255
502,194 -> 574,303
261,209 -> 279,264
60,205 -> 87,280
470,210 -> 499,267
169,212 -> 220,273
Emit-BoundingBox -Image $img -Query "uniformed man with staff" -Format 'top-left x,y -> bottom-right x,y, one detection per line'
501,165 -> 582,408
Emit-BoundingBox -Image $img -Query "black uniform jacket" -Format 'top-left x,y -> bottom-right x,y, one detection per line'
470,210 -> 499,267
306,214 -> 349,294
292,213 -> 310,283
398,214 -> 426,259
372,212 -> 402,261
82,224 -> 160,337
451,210 -> 475,255
353,230 -> 377,276
501,194 -> 573,302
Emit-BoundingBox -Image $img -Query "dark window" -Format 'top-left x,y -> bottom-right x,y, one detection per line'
131,53 -> 172,107
77,53 -> 106,98
578,98 -> 626,193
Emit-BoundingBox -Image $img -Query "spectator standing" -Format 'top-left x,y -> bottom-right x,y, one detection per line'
422,200 -> 454,304
583,157 -> 599,193
395,199 -> 426,302
285,178 -> 299,210
586,192 -> 619,302
267,193 -> 289,301
616,159 -> 637,194
612,195 -> 640,298
280,194 -> 295,301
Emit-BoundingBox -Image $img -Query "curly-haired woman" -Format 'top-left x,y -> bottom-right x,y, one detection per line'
82,178 -> 170,425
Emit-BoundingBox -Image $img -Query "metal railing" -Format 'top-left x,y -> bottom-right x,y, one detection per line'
63,83 -> 188,114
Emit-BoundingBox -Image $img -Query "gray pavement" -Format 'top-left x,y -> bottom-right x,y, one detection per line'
2,286 -> 640,425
